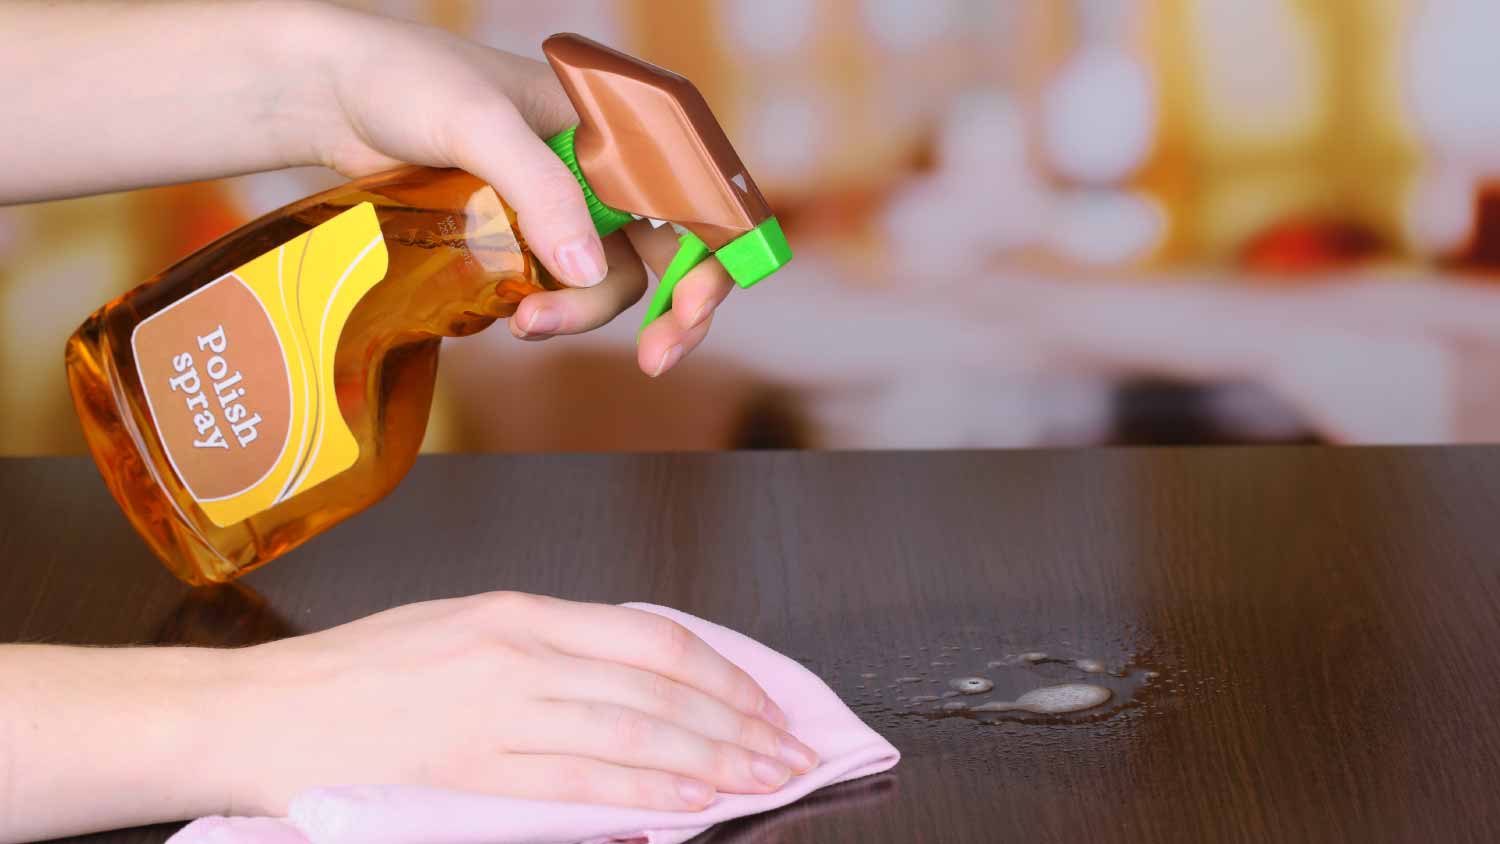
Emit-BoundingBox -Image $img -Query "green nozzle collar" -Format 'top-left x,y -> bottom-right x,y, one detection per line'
715,217 -> 792,288
546,125 -> 792,301
545,125 -> 634,237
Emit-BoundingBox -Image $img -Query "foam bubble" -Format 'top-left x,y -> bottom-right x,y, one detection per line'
970,683 -> 1114,714
1075,659 -> 1106,673
950,677 -> 995,694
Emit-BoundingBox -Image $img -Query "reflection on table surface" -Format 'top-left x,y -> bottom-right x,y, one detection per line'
9,450 -> 1500,843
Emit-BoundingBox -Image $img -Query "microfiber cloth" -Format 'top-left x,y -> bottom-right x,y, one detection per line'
169,603 -> 900,844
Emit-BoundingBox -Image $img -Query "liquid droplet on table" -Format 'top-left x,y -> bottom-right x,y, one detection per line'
971,683 -> 1112,714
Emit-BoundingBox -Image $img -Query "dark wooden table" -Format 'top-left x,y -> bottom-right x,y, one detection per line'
6,449 -> 1500,843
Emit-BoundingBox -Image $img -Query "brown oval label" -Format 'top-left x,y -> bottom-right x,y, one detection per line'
132,275 -> 292,501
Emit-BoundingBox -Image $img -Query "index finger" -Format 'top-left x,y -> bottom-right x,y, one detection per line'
626,221 -> 735,376
534,600 -> 788,729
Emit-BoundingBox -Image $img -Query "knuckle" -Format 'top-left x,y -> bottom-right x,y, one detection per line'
514,166 -> 588,226
713,743 -> 750,785
460,592 -> 550,649
648,618 -> 697,665
517,79 -> 576,136
736,716 -> 777,756
560,758 -> 605,802
440,95 -> 510,163
632,772 -> 666,809
722,672 -> 763,716
475,589 -> 520,612
479,590 -> 543,617
645,672 -> 679,711
609,706 -> 652,752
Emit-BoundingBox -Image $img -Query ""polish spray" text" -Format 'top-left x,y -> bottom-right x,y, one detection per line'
166,325 -> 262,450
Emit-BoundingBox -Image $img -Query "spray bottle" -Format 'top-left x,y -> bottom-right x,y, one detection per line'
64,34 -> 791,584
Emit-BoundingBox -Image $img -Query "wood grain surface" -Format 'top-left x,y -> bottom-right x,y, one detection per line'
5,449 -> 1500,843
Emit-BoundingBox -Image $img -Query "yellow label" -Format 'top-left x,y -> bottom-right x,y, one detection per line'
133,203 -> 389,527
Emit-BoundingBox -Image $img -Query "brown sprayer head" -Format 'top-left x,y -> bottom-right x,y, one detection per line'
542,33 -> 792,329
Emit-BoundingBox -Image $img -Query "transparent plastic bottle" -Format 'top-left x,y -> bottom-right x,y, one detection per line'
65,33 -> 791,584
67,167 -> 545,583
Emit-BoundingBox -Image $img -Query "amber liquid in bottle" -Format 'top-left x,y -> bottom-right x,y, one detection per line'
66,167 -> 557,584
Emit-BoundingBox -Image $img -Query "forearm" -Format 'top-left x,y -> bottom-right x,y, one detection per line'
0,644 -> 241,842
0,0 -> 346,204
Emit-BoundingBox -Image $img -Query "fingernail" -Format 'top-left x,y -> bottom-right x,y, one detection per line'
555,235 -> 607,287
777,734 -> 818,772
650,344 -> 683,378
750,755 -> 791,788
524,308 -> 560,335
759,697 -> 788,729
676,778 -> 715,808
687,300 -> 712,329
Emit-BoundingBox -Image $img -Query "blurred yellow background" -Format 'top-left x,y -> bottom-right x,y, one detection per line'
7,0 -> 1500,455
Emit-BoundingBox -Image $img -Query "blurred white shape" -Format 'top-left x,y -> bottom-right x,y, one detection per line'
1040,47 -> 1156,185
471,2 -> 623,59
816,375 -> 1114,449
1407,0 -> 1500,164
1045,189 -> 1165,266
861,376 -> 980,447
726,0 -> 817,55
1268,330 -> 1453,444
1204,382 -> 1310,441
1191,0 -> 1323,148
939,91 -> 1030,178
881,181 -> 1044,277
863,0 -> 959,51
1405,161 -> 1478,256
880,90 -> 1052,275
745,95 -> 826,182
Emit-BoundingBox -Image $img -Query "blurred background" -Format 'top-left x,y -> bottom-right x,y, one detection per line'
8,0 -> 1500,455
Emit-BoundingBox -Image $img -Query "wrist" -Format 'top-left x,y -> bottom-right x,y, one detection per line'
132,646 -> 251,821
0,645 -> 247,841
247,0 -> 368,171
209,641 -> 298,817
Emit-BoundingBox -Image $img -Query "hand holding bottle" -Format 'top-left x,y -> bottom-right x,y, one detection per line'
292,4 -> 739,375
0,0 -> 733,375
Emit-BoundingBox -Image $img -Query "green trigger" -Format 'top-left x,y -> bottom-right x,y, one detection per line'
640,230 -> 711,333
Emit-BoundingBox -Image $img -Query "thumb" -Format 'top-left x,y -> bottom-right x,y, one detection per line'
448,98 -> 607,289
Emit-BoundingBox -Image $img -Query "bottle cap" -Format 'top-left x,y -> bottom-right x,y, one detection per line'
542,33 -> 792,330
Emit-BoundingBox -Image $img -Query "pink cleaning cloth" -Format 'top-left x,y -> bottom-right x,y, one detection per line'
169,603 -> 900,844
